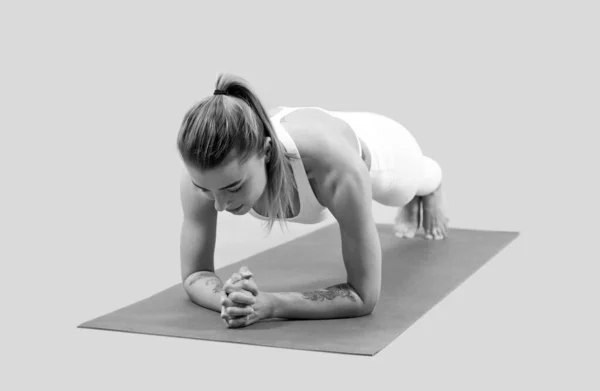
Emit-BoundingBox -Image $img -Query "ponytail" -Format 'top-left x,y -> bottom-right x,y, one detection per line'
177,73 -> 299,233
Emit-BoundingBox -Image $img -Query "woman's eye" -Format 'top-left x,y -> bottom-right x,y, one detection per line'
229,186 -> 242,193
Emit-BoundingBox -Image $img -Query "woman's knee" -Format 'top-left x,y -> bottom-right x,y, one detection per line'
370,170 -> 417,207
416,156 -> 442,196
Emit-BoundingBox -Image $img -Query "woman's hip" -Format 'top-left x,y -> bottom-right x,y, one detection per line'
329,110 -> 426,206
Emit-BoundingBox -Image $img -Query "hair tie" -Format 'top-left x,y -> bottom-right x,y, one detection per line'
213,89 -> 227,96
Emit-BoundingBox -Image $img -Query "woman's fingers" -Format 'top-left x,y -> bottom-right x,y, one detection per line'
221,292 -> 255,307
229,290 -> 257,305
224,266 -> 255,289
227,272 -> 243,285
221,306 -> 228,320
239,266 -> 253,279
220,297 -> 254,322
226,305 -> 254,317
220,267 -> 257,329
239,278 -> 259,296
221,304 -> 253,318
224,278 -> 259,296
226,315 -> 250,328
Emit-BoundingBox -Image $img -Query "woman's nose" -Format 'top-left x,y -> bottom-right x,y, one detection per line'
213,194 -> 231,212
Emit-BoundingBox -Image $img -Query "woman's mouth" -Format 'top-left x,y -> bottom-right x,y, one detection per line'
227,205 -> 243,213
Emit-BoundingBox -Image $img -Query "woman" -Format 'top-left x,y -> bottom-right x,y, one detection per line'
177,73 -> 448,329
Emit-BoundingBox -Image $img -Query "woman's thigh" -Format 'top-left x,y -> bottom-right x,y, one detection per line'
331,111 -> 425,208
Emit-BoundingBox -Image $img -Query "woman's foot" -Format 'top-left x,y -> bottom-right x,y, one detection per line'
394,196 -> 421,238
421,184 -> 449,240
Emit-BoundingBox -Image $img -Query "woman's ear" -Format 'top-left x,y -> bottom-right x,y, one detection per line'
263,137 -> 272,162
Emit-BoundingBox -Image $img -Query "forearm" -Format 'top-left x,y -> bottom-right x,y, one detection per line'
266,282 -> 374,320
183,271 -> 224,312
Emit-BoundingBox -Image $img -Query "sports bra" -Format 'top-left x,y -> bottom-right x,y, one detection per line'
248,106 -> 362,225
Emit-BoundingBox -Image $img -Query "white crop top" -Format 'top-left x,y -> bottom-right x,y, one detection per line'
248,106 -> 361,225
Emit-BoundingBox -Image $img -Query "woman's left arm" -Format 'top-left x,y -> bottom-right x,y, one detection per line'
323,163 -> 382,312
264,162 -> 382,320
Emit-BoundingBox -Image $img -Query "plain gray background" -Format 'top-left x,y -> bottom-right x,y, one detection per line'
1,1 -> 598,389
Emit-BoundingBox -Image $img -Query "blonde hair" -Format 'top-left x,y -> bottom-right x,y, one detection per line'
176,73 -> 298,233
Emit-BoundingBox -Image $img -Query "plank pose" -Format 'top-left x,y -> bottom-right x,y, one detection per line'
178,74 -> 448,328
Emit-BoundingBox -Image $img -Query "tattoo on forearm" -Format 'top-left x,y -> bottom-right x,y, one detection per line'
302,283 -> 357,302
207,278 -> 223,293
187,272 -> 223,293
187,272 -> 210,287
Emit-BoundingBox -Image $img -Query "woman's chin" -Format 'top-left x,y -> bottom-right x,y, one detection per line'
230,204 -> 250,215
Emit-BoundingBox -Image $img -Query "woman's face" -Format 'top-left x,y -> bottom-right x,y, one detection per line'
185,148 -> 269,215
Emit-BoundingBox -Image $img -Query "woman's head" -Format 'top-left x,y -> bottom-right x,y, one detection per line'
177,73 -> 298,232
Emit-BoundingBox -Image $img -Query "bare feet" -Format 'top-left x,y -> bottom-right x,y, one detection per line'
421,184 -> 449,240
394,196 -> 421,239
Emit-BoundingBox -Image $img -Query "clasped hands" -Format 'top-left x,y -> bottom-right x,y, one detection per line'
220,266 -> 271,328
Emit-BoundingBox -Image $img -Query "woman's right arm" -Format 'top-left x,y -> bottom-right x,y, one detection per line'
179,170 -> 223,313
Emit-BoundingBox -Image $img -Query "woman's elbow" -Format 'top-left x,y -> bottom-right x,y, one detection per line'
351,281 -> 380,316
358,293 -> 380,316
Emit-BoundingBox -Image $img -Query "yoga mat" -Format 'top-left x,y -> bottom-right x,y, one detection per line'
78,224 -> 519,356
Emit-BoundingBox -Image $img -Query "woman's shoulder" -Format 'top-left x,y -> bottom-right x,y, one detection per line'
281,107 -> 362,174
